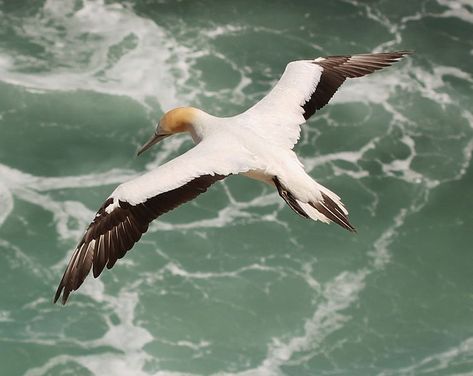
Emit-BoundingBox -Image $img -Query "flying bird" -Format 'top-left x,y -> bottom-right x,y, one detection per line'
54,51 -> 410,304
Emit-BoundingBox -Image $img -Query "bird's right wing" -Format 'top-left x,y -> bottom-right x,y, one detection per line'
240,51 -> 411,148
54,139 -> 257,304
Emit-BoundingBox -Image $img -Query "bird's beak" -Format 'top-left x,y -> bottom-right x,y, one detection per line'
137,131 -> 171,156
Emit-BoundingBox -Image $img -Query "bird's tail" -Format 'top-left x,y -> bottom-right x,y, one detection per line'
273,177 -> 356,232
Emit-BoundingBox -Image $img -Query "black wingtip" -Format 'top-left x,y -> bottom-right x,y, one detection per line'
394,50 -> 414,58
53,277 -> 64,304
342,220 -> 357,233
53,290 -> 66,305
53,285 -> 69,305
347,222 -> 358,235
377,50 -> 413,56
53,273 -> 72,305
62,294 -> 69,305
386,50 -> 414,61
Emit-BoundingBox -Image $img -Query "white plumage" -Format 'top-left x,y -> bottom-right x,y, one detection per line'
55,51 -> 410,304
241,60 -> 323,148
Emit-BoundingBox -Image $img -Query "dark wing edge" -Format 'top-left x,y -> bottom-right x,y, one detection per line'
54,173 -> 226,304
302,51 -> 412,120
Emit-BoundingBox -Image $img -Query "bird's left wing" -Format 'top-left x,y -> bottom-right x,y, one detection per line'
240,51 -> 410,148
54,140 -> 256,304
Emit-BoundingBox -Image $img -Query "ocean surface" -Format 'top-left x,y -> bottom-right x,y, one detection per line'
1,0 -> 472,375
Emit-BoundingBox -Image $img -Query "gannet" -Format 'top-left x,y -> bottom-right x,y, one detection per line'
54,51 -> 410,304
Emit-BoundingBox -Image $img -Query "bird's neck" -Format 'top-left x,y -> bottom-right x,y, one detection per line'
188,109 -> 220,143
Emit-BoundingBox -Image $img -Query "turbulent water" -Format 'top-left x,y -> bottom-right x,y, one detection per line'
1,0 -> 472,375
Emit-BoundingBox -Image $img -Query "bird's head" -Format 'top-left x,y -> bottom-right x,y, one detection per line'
137,107 -> 198,156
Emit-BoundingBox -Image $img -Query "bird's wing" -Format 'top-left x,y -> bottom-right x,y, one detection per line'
54,139 -> 256,304
241,51 -> 411,148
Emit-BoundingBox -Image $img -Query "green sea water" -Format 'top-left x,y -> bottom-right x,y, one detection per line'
1,0 -> 472,375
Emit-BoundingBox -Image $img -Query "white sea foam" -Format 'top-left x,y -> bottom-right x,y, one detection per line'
0,181 -> 13,227
0,239 -> 49,279
0,0 -> 189,110
0,310 -> 12,322
437,0 -> 473,24
378,336 -> 473,376
0,162 -> 137,239
24,290 -> 156,376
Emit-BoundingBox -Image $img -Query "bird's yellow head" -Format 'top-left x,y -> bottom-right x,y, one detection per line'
137,107 -> 198,155
159,107 -> 198,134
